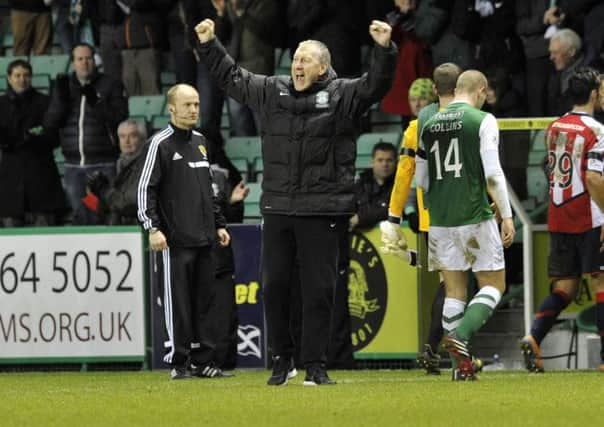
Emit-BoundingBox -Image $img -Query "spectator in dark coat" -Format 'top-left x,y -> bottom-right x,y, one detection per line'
484,67 -> 529,200
9,0 -> 52,55
287,0 -> 365,77
119,0 -> 172,95
546,28 -> 584,116
414,0 -> 477,70
165,1 -> 197,86
0,59 -> 68,227
515,0 -> 555,117
87,119 -> 147,225
89,0 -> 172,95
351,142 -> 397,230
43,43 -> 128,225
380,0 -> 432,126
54,0 -> 93,54
87,0 -> 124,82
558,0 -> 604,70
213,0 -> 281,136
474,0 -> 525,74
183,0 -> 226,146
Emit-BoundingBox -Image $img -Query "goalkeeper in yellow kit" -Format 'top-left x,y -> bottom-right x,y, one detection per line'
381,63 -> 464,374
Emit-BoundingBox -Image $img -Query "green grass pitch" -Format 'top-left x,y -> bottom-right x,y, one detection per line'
0,369 -> 601,426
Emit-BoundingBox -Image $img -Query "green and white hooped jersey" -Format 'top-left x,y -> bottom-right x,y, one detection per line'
419,102 -> 495,227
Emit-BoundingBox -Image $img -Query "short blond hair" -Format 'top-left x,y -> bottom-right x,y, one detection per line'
166,83 -> 198,106
455,70 -> 488,95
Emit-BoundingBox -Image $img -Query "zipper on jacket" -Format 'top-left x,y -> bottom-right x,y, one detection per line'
78,95 -> 86,166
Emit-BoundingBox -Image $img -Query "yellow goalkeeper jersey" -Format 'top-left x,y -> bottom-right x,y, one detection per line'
388,119 -> 429,232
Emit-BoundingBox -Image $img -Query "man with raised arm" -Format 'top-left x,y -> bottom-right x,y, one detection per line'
195,17 -> 397,386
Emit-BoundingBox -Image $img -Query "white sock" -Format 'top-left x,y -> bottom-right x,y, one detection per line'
442,297 -> 466,336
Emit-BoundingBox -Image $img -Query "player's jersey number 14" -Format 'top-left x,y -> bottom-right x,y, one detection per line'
430,137 -> 463,180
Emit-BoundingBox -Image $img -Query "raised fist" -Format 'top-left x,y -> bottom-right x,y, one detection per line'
369,20 -> 392,48
195,19 -> 216,44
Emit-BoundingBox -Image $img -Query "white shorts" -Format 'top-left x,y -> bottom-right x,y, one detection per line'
428,219 -> 505,272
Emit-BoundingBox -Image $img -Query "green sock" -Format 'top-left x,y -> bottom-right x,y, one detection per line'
456,286 -> 501,342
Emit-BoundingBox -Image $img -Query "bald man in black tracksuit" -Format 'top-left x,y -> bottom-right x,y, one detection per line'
137,84 -> 230,380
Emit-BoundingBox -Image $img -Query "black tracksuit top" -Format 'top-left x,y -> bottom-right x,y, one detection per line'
137,124 -> 226,248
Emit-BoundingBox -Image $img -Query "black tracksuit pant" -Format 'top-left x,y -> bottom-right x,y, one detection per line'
262,214 -> 343,366
160,246 -> 216,367
209,271 -> 238,369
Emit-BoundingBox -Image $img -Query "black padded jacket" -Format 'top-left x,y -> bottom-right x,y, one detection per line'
198,37 -> 397,216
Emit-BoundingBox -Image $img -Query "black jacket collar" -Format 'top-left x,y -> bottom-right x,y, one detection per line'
169,123 -> 193,143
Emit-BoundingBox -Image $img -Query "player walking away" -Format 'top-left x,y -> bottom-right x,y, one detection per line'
415,70 -> 515,381
382,63 -> 471,375
520,68 -> 604,373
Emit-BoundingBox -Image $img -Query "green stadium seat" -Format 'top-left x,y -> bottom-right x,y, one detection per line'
370,109 -> 401,125
230,158 -> 249,181
528,130 -> 547,166
273,48 -> 291,75
224,136 -> 262,162
252,156 -> 263,181
0,56 -> 27,75
356,132 -> 400,156
160,71 -> 176,94
32,73 -> 50,92
160,71 -> 176,86
129,115 -> 148,135
355,155 -> 372,171
528,150 -> 547,166
221,111 -> 230,129
130,95 -> 165,120
54,147 -> 65,177
278,48 -> 291,67
526,166 -> 548,203
2,32 -> 13,49
274,48 -> 282,67
373,123 -> 405,133
151,114 -> 170,131
29,54 -> 70,78
244,182 -> 262,218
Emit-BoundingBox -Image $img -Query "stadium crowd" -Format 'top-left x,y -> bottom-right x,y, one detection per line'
2,0 -> 604,225
1,0 -> 603,380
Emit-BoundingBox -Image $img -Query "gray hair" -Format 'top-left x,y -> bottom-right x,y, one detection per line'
118,119 -> 147,140
299,40 -> 331,66
551,28 -> 582,54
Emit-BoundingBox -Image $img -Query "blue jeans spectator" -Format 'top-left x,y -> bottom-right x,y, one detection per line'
64,163 -> 116,225
55,3 -> 94,54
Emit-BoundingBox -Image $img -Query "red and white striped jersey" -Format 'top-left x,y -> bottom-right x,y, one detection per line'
545,112 -> 604,233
